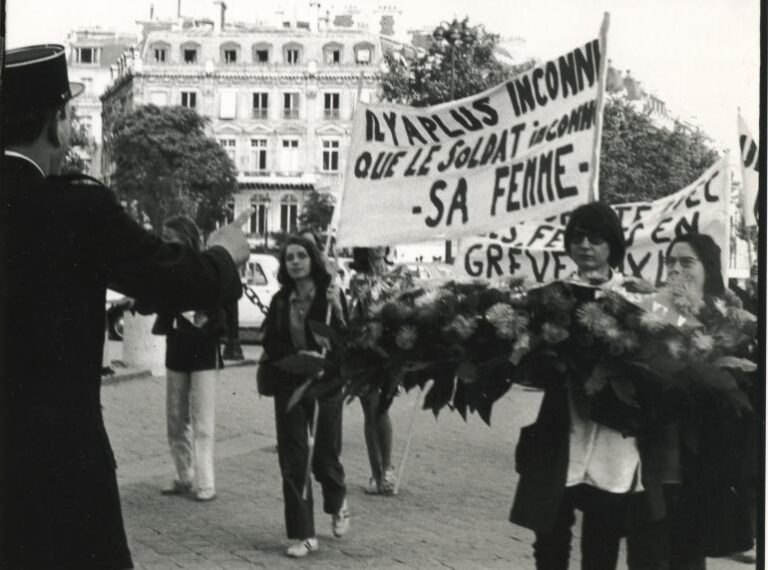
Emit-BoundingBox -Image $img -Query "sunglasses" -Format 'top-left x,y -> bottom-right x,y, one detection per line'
568,230 -> 607,246
664,256 -> 700,269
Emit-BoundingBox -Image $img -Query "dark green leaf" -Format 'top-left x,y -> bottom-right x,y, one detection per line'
287,379 -> 313,411
275,353 -> 326,376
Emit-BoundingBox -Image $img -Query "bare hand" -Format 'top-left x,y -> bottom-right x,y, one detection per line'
207,208 -> 253,267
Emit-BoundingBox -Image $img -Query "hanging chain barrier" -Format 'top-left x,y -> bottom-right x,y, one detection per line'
242,284 -> 270,315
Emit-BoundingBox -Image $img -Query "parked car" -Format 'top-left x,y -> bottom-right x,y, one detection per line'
239,253 -> 280,332
106,289 -> 131,340
402,262 -> 454,286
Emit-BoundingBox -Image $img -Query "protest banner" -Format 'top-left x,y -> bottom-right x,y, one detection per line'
737,111 -> 759,227
456,156 -> 730,287
335,16 -> 609,247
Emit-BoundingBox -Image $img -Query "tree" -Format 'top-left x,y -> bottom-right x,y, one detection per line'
379,19 -> 534,108
299,190 -> 336,235
62,113 -> 91,175
600,98 -> 719,204
107,105 -> 237,234
379,21 -> 719,207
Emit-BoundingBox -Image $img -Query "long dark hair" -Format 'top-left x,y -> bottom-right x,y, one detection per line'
163,215 -> 202,252
563,202 -> 626,268
349,247 -> 392,274
667,233 -> 725,297
277,235 -> 331,289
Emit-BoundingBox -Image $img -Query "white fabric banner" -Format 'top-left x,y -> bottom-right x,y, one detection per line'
737,112 -> 759,227
336,24 -> 608,247
455,156 -> 730,287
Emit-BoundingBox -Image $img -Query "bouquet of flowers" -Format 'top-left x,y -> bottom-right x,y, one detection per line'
282,274 -> 757,429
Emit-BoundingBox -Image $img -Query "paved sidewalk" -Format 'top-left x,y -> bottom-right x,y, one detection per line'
102,351 -> 756,569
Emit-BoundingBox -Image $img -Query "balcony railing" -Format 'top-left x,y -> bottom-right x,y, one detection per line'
283,109 -> 299,120
252,109 -> 268,120
323,109 -> 340,120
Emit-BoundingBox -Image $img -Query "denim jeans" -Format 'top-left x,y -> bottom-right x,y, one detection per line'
274,388 -> 346,540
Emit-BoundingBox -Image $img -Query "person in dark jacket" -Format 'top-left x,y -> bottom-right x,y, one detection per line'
1,45 -> 250,569
154,216 -> 227,502
262,235 -> 350,558
510,202 -> 641,570
625,233 -> 757,569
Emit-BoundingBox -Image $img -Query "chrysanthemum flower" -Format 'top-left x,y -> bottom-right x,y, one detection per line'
576,302 -> 615,333
414,289 -> 440,307
444,315 -> 477,340
666,276 -> 704,316
541,323 -> 569,344
666,338 -> 684,358
485,303 -> 528,340
639,310 -> 666,332
395,325 -> 418,350
691,331 -> 715,353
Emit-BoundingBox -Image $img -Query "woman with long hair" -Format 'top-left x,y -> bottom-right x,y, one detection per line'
626,232 -> 757,569
348,246 -> 412,495
155,215 -> 225,502
262,235 -> 350,558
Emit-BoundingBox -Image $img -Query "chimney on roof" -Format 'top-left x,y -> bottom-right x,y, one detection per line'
150,4 -> 154,19
213,0 -> 227,32
177,0 -> 181,18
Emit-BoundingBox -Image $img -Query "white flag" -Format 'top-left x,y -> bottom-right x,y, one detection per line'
737,112 -> 759,227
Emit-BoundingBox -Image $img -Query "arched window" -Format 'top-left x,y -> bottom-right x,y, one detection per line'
323,42 -> 343,65
220,42 -> 241,64
252,42 -> 272,64
149,42 -> 170,63
280,195 -> 299,233
353,42 -> 374,64
180,42 -> 201,64
283,42 -> 303,65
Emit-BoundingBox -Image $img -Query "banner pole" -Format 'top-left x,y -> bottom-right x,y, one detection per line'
300,74 -> 364,501
588,12 -> 610,203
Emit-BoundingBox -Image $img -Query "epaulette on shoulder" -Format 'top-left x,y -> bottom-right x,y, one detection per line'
54,173 -> 109,190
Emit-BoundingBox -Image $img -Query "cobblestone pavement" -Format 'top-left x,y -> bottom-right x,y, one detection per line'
102,346 -> 755,569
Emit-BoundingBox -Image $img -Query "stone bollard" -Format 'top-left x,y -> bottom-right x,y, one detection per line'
122,311 -> 166,377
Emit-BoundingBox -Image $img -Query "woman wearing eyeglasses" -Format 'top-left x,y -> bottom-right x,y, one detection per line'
625,233 -> 756,570
511,202 -> 644,570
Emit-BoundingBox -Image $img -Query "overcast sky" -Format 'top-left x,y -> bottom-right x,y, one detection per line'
7,0 -> 761,159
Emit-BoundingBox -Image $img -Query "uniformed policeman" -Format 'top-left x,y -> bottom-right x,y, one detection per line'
1,44 -> 251,569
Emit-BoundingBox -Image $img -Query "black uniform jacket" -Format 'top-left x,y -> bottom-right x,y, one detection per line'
1,154 -> 242,569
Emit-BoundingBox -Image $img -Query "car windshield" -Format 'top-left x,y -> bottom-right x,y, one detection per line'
246,263 -> 268,286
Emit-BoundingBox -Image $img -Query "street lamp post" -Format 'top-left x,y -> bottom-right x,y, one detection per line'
432,18 -> 476,264
263,197 -> 271,250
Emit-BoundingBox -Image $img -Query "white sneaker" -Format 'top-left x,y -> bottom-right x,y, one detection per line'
381,467 -> 397,495
332,500 -> 350,537
286,538 -> 319,558
194,488 -> 217,502
364,476 -> 381,495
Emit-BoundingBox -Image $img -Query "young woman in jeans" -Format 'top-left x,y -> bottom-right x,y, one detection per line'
262,235 -> 350,558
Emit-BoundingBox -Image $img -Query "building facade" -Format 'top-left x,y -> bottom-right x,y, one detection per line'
101,14 -> 385,247
66,28 -> 136,178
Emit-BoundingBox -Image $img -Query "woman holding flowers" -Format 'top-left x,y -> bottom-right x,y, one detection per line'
349,247 -> 413,495
510,202 -> 643,570
625,233 -> 757,570
262,236 -> 350,558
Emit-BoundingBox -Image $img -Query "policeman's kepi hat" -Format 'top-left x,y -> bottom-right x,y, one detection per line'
3,44 -> 84,113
